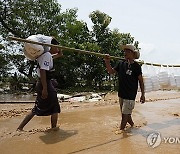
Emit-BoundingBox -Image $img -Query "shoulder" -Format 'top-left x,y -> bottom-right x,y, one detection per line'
114,60 -> 123,68
114,60 -> 125,71
37,52 -> 52,61
134,61 -> 141,67
43,52 -> 52,57
117,60 -> 124,65
133,61 -> 142,75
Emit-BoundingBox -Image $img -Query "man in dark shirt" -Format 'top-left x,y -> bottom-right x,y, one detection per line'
104,44 -> 145,134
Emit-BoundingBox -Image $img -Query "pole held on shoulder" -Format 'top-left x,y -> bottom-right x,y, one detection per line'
8,36 -> 180,67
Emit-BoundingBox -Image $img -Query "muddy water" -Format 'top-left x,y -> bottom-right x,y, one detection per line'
0,94 -> 35,102
0,98 -> 180,154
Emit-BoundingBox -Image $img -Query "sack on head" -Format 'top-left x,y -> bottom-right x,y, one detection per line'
24,34 -> 52,60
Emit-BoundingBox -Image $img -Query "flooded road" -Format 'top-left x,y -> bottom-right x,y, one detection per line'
0,94 -> 35,102
0,96 -> 180,154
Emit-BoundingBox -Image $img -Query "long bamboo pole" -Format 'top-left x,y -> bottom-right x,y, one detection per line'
8,36 -> 123,60
8,36 -> 180,67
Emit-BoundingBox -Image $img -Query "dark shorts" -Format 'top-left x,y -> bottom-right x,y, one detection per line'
32,80 -> 61,116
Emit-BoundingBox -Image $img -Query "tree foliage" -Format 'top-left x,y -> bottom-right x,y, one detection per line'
0,37 -> 9,79
0,50 -> 9,78
0,0 -> 139,91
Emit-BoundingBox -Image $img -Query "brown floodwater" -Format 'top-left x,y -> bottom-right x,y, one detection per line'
0,97 -> 180,154
0,94 -> 35,102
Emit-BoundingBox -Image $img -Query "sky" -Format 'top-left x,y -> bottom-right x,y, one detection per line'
58,0 -> 180,66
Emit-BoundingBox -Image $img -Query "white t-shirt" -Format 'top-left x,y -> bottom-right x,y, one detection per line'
37,52 -> 53,77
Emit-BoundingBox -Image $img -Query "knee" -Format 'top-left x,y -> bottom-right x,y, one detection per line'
122,114 -> 129,118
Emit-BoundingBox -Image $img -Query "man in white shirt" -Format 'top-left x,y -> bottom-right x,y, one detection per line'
17,35 -> 63,131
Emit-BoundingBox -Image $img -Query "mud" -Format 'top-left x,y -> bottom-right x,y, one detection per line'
0,90 -> 180,154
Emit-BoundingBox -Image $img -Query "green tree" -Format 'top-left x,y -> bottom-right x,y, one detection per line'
0,40 -> 9,80
87,10 -> 139,88
0,0 -> 85,85
0,0 -> 64,82
0,0 -> 63,38
0,1 -> 139,91
0,50 -> 9,79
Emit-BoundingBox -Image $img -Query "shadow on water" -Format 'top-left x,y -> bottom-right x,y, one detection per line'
131,118 -> 180,139
39,129 -> 78,144
146,118 -> 180,130
39,117 -> 180,153
68,132 -> 130,154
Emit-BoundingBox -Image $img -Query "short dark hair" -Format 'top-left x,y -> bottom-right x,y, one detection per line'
51,38 -> 59,45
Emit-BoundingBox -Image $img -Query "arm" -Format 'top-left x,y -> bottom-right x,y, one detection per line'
104,54 -> 116,74
40,69 -> 48,99
52,49 -> 63,59
138,74 -> 145,103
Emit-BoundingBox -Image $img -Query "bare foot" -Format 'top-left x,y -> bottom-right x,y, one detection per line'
115,129 -> 125,135
130,124 -> 134,129
16,128 -> 23,131
46,126 -> 60,132
51,127 -> 59,131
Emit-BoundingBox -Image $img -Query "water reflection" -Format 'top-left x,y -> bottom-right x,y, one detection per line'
0,94 -> 36,102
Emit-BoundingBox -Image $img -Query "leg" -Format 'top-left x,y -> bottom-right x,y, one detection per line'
119,98 -> 123,114
17,111 -> 35,131
121,99 -> 135,128
120,114 -> 129,130
115,114 -> 128,134
51,113 -> 58,128
127,114 -> 134,127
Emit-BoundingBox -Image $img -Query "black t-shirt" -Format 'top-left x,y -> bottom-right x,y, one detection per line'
114,60 -> 142,100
